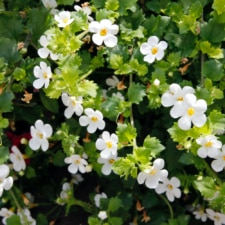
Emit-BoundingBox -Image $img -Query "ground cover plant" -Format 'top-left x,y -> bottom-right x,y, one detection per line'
0,0 -> 225,224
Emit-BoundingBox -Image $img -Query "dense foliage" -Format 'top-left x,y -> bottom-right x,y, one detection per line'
0,0 -> 225,224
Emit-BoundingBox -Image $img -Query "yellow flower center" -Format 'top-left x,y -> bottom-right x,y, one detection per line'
74,159 -> 80,165
151,47 -> 158,55
106,141 -> 113,149
37,132 -> 44,139
91,116 -> 98,122
149,168 -> 156,175
177,97 -> 183,101
223,156 -> 225,161
167,184 -> 173,190
109,159 -> 115,164
100,28 -> 108,36
187,107 -> 195,116
204,141 -> 212,147
71,99 -> 76,106
63,18 -> 69,24
43,72 -> 48,79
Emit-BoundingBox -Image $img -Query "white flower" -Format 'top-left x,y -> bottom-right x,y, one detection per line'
174,93 -> 207,130
60,182 -> 71,200
89,19 -> 119,48
196,135 -> 222,158
0,164 -> 13,197
192,205 -> 207,222
71,173 -> 84,185
161,83 -> 195,118
64,154 -> 88,174
112,92 -> 125,101
155,177 -> 181,202
98,211 -> 107,220
74,4 -> 93,21
0,208 -> 14,225
94,192 -> 107,207
96,131 -> 118,158
33,61 -> 52,89
211,145 -> 225,172
61,93 -> 83,118
9,146 -> 26,172
54,11 -> 74,28
79,108 -> 105,133
29,119 -> 53,151
42,0 -> 57,9
153,79 -> 160,86
106,75 -> 120,89
97,153 -> 118,175
206,209 -> 225,225
137,158 -> 168,189
37,35 -> 59,60
17,208 -> 36,225
140,36 -> 168,63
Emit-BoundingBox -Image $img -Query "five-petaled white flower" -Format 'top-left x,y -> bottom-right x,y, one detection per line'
96,131 -> 118,158
0,164 -> 13,197
17,208 -> 36,225
192,205 -> 207,222
97,153 -> 118,175
10,146 -> 26,172
79,108 -> 105,133
206,209 -> 225,225
196,135 -> 222,158
173,93 -> 207,130
64,154 -> 88,174
155,177 -> 181,202
54,11 -> 74,28
94,192 -> 107,208
38,34 -> 59,60
137,158 -> 168,189
74,4 -> 93,21
211,144 -> 225,172
98,211 -> 107,220
161,83 -> 195,118
60,182 -> 71,200
140,36 -> 168,63
29,119 -> 53,151
0,208 -> 14,225
88,19 -> 119,48
33,61 -> 52,89
61,93 -> 83,118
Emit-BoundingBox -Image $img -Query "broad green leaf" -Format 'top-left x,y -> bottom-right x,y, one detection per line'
105,0 -> 119,11
0,91 -> 14,113
88,217 -> 101,225
13,67 -> 26,81
212,0 -> 225,15
6,215 -> 22,225
199,41 -> 223,59
208,110 -> 225,132
0,146 -> 9,164
128,83 -> 146,104
202,59 -> 224,81
189,1 -> 203,19
96,8 -> 119,21
116,123 -> 137,144
146,0 -> 170,13
108,197 -> 123,212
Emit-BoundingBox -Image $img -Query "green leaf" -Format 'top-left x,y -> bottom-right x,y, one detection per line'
0,117 -> 9,128
129,59 -> 148,76
109,217 -> 123,225
143,135 -> 165,157
179,152 -> 204,169
0,91 -> 14,113
202,59 -> 224,81
116,123 -> 137,144
40,91 -> 59,114
212,0 -> 225,15
77,80 -> 97,97
118,0 -> 138,15
13,67 -> 26,81
36,213 -> 48,225
25,166 -> 36,179
105,0 -> 119,11
52,150 -> 66,167
91,0 -> 105,8
199,41 -> 224,59
208,110 -> 225,132
128,83 -> 146,104
0,146 -> 9,164
6,215 -> 22,225
57,0 -> 74,5
88,217 -> 101,225
108,197 -> 123,212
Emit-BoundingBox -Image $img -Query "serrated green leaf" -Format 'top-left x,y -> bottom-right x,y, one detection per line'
108,197 -> 123,212
208,110 -> 225,132
118,0 -> 137,15
120,25 -> 145,41
40,91 -> 59,114
202,59 -> 224,81
129,59 -> 148,76
212,0 -> 225,15
13,67 -> 26,81
0,91 -> 14,113
116,123 -> 137,144
199,41 -> 223,59
77,80 -> 97,97
128,83 -> 146,104
0,146 -> 9,164
105,0 -> 119,11
109,54 -> 123,69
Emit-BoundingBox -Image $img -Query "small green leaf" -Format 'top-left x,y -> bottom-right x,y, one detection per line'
202,59 -> 224,81
13,67 -> 26,81
118,0 -> 138,15
88,217 -> 101,225
108,197 -> 123,212
116,123 -> 137,144
108,217 -> 123,225
53,150 -> 66,167
25,166 -> 36,179
0,146 -> 9,164
0,117 -> 9,128
40,91 -> 59,114
199,41 -> 224,59
128,83 -> 146,104
105,0 -> 119,11
0,91 -> 14,113
208,110 -> 225,132
212,0 -> 225,15
36,213 -> 48,225
6,215 -> 22,225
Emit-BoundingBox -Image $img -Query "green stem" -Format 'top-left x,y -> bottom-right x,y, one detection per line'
159,194 -> 174,219
202,159 -> 223,186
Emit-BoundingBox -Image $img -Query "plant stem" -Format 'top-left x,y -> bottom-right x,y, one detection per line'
159,194 -> 174,219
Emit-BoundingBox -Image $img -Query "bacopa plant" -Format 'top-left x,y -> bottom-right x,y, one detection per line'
0,0 -> 225,224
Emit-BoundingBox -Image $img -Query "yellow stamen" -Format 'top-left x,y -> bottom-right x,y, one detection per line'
63,18 -> 69,24
71,99 -> 76,106
151,47 -> 158,55
106,141 -> 113,149
223,156 -> 225,161
74,159 -> 80,164
167,184 -> 173,190
177,97 -> 183,101
91,116 -> 98,122
37,132 -> 44,139
100,28 -> 108,36
108,159 -> 115,164
43,72 -> 48,79
204,141 -> 212,147
149,169 -> 156,175
187,107 -> 195,116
